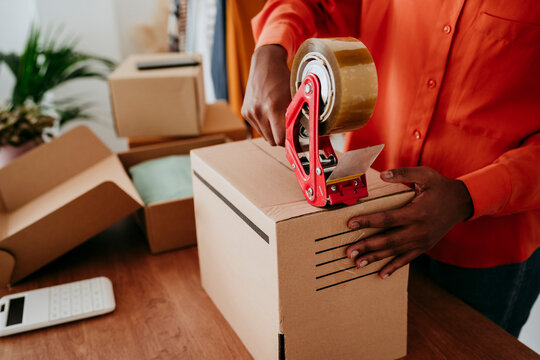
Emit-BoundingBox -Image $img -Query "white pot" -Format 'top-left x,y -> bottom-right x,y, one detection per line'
0,142 -> 37,169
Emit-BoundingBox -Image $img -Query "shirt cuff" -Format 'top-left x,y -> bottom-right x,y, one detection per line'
457,163 -> 512,220
252,20 -> 299,63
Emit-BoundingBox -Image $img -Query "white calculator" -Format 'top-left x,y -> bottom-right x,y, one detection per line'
0,276 -> 116,337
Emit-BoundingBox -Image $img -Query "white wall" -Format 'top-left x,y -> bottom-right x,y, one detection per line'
0,0 -> 37,104
34,0 -> 126,151
113,0 -> 157,57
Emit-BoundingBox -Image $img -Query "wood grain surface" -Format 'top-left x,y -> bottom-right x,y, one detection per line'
0,216 -> 537,359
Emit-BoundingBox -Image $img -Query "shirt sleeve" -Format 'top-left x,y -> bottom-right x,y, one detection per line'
458,131 -> 540,220
251,0 -> 361,62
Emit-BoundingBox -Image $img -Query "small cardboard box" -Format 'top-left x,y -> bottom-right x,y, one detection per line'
127,101 -> 247,148
109,53 -> 205,137
117,134 -> 227,253
191,139 -> 415,360
0,126 -> 226,287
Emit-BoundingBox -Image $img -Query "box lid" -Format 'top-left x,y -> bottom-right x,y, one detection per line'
109,53 -> 203,80
191,139 -> 412,223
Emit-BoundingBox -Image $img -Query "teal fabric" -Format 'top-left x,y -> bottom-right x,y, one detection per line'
129,155 -> 193,205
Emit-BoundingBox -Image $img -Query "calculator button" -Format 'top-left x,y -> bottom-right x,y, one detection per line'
71,302 -> 82,316
60,308 -> 71,318
82,300 -> 93,314
93,300 -> 103,311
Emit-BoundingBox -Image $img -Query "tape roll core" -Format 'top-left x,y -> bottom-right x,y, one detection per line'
290,37 -> 378,135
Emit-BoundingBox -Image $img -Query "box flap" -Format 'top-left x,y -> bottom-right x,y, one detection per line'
0,126 -> 111,212
118,134 -> 227,171
191,139 -> 412,223
2,180 -> 142,284
2,155 -> 142,239
202,101 -> 246,136
0,250 -> 15,288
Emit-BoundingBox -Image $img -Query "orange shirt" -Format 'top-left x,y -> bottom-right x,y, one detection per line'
252,0 -> 540,268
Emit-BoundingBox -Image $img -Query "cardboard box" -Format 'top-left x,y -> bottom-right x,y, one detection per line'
127,101 -> 247,148
117,134 -> 227,253
0,126 -> 226,287
109,53 -> 205,137
191,139 -> 415,360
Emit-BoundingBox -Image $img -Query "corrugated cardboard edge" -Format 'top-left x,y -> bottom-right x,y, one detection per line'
108,77 -> 123,137
0,250 -> 15,288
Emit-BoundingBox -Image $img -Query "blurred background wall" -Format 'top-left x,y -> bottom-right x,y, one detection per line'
0,0 -> 217,152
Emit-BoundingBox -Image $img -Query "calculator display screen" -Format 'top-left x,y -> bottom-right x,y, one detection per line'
6,297 -> 24,326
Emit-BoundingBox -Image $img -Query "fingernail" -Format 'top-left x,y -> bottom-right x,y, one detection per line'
350,250 -> 359,259
349,221 -> 360,229
381,170 -> 393,179
359,259 -> 368,268
382,273 -> 390,279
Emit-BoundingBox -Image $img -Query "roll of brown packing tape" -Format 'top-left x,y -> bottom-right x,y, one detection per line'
291,37 -> 378,135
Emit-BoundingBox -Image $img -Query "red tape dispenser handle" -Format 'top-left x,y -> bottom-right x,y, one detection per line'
285,74 -> 368,207
285,74 -> 332,207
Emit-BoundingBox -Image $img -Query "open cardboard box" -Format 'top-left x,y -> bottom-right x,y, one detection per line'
191,139 -> 415,359
0,126 -> 226,287
117,134 -> 227,253
127,101 -> 247,148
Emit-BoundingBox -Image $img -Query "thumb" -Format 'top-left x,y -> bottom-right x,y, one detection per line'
380,167 -> 433,184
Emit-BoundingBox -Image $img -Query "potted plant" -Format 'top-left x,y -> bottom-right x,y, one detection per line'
0,25 -> 115,167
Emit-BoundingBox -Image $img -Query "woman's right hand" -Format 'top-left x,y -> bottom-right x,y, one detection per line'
241,45 -> 291,146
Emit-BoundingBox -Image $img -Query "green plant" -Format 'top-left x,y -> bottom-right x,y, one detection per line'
0,24 -> 115,146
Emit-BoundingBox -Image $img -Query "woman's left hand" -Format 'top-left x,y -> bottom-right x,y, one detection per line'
346,166 -> 473,278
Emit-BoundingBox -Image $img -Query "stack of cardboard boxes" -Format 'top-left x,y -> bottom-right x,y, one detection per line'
0,52 -> 246,287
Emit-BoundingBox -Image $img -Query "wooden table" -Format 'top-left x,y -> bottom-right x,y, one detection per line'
1,217 -> 538,359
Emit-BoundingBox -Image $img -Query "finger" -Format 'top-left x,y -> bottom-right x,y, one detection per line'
256,113 -> 276,146
346,229 -> 406,259
241,105 -> 265,140
380,166 -> 436,185
268,109 -> 286,146
352,248 -> 401,268
378,249 -> 423,279
244,115 -> 264,140
248,109 -> 275,146
348,206 -> 415,230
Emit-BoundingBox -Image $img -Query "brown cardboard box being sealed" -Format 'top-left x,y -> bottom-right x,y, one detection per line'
0,126 -> 226,287
191,139 -> 415,360
109,52 -> 205,137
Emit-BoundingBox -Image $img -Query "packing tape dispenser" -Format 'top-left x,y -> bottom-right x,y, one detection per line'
285,37 -> 384,207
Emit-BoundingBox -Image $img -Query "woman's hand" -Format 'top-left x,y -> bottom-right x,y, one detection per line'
241,45 -> 291,146
346,167 -> 473,278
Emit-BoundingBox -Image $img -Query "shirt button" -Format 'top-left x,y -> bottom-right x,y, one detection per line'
427,79 -> 436,88
413,130 -> 421,140
443,25 -> 452,34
